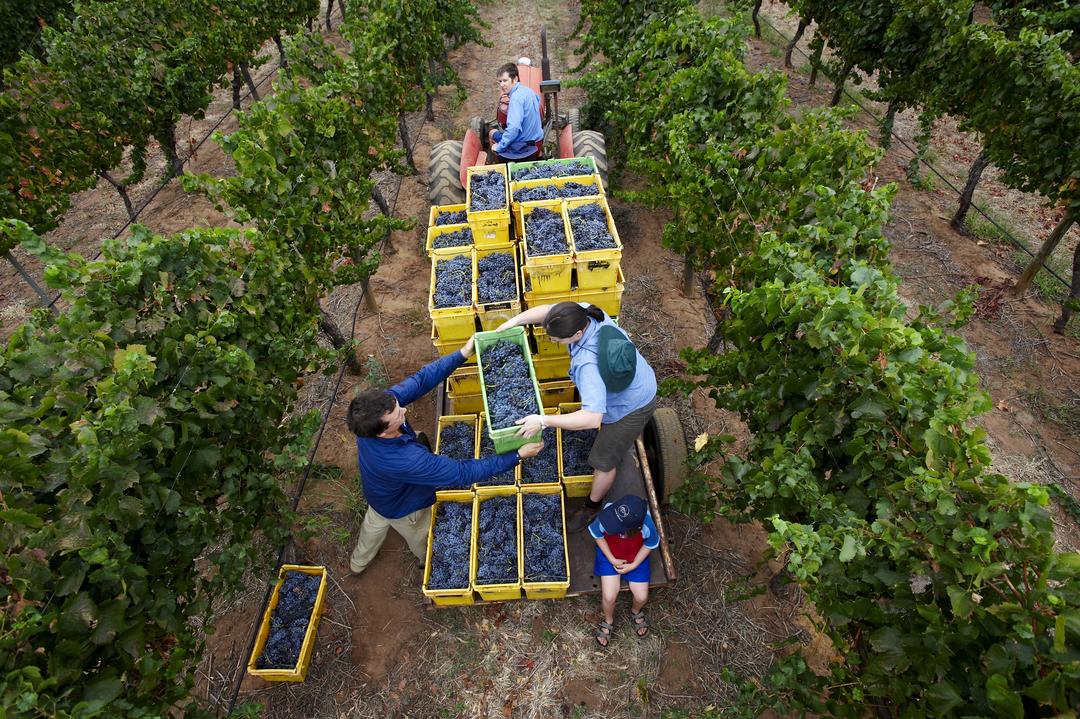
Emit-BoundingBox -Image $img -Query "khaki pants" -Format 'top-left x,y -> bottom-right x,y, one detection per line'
349,505 -> 431,574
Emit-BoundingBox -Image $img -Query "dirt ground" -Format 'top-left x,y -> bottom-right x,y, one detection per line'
8,0 -> 1078,717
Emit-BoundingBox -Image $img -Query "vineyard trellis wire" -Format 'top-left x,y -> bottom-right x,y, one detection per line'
751,7 -> 1071,292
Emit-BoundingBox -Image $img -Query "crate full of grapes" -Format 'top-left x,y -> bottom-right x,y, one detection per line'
424,490 -> 476,606
466,164 -> 511,248
519,485 -> 570,599
428,247 -> 476,341
247,565 -> 328,682
565,196 -> 622,290
475,327 -> 545,454
471,485 -> 521,601
473,246 -> 521,331
557,402 -> 597,498
519,200 -> 573,293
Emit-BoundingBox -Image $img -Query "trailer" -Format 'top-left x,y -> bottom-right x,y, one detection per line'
432,384 -> 684,602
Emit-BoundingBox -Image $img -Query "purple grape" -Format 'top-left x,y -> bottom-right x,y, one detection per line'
510,160 -> 593,182
513,181 -> 600,203
428,501 -> 472,590
434,209 -> 468,226
520,427 -> 558,483
524,206 -> 568,257
568,203 -> 616,251
476,496 -> 517,584
561,428 -> 597,476
476,252 -> 516,304
470,172 -> 506,212
433,255 -> 472,308
522,494 -> 566,581
480,340 -> 539,430
432,227 -> 473,250
256,571 -> 322,669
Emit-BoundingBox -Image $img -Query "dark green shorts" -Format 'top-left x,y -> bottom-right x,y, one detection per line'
588,396 -> 658,472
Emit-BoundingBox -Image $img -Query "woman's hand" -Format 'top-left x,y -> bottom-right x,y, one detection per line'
615,560 -> 639,575
459,335 -> 476,358
515,414 -> 544,437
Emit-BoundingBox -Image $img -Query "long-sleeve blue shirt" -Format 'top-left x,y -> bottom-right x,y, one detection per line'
492,82 -> 543,159
357,351 -> 520,519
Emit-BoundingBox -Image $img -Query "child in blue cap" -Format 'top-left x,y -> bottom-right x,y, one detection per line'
588,494 -> 659,647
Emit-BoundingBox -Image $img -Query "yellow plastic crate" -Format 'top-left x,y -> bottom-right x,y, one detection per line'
429,248 -> 477,340
475,413 -> 522,488
474,247 -> 521,332
424,490 -> 476,606
435,415 -> 480,459
573,267 -> 625,317
537,379 -> 576,408
428,202 -> 468,228
449,365 -> 481,396
426,222 -> 474,257
557,402 -> 595,497
471,485 -> 522,601
510,174 -> 604,236
521,263 -> 574,310
432,324 -> 475,365
531,325 -> 569,359
247,565 -> 328,682
519,201 -> 573,293
533,354 -> 571,381
565,197 -> 623,290
466,164 -> 510,224
471,215 -> 512,249
518,407 -> 562,489
519,485 -> 571,599
447,381 -> 485,414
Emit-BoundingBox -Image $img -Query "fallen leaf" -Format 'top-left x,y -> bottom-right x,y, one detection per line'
996,401 -> 1009,412
694,433 -> 709,452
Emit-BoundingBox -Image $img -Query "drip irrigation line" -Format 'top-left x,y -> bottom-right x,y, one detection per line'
40,35 -> 287,311
754,10 -> 1070,290
221,86 -> 430,719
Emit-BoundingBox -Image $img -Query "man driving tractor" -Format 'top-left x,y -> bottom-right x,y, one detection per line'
488,62 -> 543,163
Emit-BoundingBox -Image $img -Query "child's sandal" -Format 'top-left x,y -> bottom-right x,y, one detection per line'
594,620 -> 614,648
630,610 -> 649,638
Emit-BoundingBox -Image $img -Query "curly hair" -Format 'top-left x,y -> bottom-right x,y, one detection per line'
347,390 -> 397,438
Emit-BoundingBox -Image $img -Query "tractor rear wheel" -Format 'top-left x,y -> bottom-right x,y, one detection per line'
428,140 -> 465,206
572,130 -> 608,190
642,408 -> 687,505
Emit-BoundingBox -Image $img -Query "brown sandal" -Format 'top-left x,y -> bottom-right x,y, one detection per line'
594,620 -> 613,648
630,609 -> 649,638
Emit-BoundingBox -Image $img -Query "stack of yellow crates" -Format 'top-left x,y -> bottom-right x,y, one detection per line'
424,157 -> 635,605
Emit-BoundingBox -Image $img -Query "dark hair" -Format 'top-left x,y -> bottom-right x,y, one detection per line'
543,302 -> 605,340
496,62 -> 518,81
347,390 -> 397,438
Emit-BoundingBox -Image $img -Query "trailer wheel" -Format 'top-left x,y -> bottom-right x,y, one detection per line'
572,130 -> 608,190
643,408 -> 687,505
428,140 -> 465,206
567,107 -> 580,131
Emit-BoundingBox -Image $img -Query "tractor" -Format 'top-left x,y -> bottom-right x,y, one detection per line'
427,28 -> 608,207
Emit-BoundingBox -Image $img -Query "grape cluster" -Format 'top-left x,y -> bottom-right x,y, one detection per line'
561,428 -> 598,476
522,494 -> 566,582
568,202 -> 616,251
513,181 -> 599,203
520,427 -> 558,484
477,419 -> 515,486
476,252 -> 516,304
480,341 -> 539,429
438,421 -> 475,460
255,571 -> 321,669
434,209 -> 468,226
428,501 -> 472,590
511,160 -> 593,182
469,172 -> 506,211
432,227 -> 473,250
524,207 -> 569,257
476,496 -> 518,585
433,255 -> 471,308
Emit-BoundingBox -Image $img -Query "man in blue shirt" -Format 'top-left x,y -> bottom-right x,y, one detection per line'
489,62 -> 543,162
346,335 -> 543,575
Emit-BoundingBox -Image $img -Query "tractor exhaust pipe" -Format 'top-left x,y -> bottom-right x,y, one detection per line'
541,27 -> 551,81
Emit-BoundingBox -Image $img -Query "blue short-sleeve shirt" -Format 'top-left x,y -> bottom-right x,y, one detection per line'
567,305 -> 656,423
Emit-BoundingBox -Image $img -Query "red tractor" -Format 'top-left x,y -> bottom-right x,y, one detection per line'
427,28 -> 608,207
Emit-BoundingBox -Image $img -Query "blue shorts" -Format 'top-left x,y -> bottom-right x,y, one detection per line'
594,549 -> 651,583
